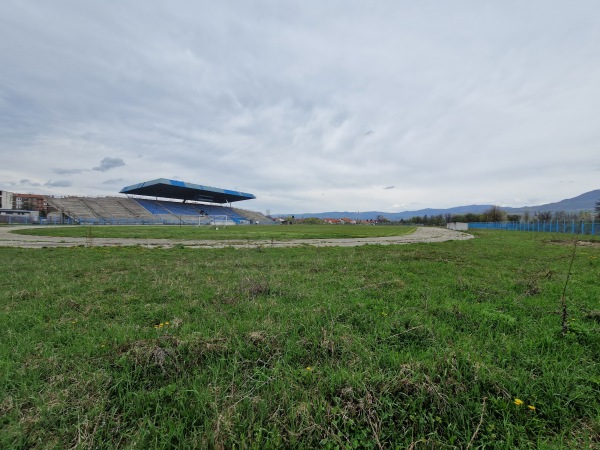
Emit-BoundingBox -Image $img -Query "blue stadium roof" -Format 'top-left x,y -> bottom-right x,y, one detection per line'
119,178 -> 256,204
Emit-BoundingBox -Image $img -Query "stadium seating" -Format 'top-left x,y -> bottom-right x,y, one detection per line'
44,196 -> 271,225
134,199 -> 253,224
135,199 -> 172,215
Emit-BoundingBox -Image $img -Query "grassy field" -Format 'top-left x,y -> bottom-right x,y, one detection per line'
11,224 -> 416,241
1,229 -> 599,448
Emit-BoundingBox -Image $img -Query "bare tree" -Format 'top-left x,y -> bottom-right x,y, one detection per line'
483,205 -> 506,222
554,210 -> 568,221
536,211 -> 552,221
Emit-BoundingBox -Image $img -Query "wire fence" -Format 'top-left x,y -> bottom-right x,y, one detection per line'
469,220 -> 598,236
1,216 -> 251,226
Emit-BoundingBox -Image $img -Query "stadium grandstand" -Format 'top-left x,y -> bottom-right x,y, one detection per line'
41,178 -> 276,225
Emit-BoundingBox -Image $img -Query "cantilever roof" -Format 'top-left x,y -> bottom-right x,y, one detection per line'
119,178 -> 256,204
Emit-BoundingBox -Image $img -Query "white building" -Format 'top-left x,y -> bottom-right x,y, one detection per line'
447,222 -> 469,231
0,191 -> 13,209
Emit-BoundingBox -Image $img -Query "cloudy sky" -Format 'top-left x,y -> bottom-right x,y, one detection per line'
1,1 -> 599,214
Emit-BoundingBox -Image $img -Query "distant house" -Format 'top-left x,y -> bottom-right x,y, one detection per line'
13,193 -> 49,214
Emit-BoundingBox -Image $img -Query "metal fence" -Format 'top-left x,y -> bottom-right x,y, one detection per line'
469,220 -> 598,236
3,217 -> 248,226
0,215 -> 40,225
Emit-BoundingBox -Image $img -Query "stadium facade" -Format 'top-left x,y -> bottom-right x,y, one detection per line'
1,179 -> 274,225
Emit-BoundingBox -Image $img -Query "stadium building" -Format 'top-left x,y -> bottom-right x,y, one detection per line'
31,178 -> 274,225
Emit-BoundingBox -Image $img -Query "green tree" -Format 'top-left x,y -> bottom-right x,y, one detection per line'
595,200 -> 600,220
464,213 -> 481,223
303,217 -> 324,225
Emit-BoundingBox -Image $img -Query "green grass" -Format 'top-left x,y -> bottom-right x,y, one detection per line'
11,224 -> 416,241
1,230 -> 599,448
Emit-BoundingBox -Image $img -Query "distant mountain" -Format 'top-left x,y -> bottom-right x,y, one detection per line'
277,189 -> 600,221
504,189 -> 600,214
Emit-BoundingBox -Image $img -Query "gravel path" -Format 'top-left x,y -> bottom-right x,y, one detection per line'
0,226 -> 473,249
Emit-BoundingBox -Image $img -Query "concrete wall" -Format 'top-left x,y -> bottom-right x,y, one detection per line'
447,222 -> 468,231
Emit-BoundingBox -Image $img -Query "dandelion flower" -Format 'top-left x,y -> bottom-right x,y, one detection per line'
306,366 -> 312,371
514,398 -> 524,406
528,405 -> 536,411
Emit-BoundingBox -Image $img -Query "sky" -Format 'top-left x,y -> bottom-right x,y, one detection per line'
1,1 -> 599,214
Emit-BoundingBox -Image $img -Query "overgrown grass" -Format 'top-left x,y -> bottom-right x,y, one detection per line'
11,224 -> 415,241
1,230 -> 599,448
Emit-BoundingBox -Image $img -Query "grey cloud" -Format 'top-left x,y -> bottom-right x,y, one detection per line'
44,180 -> 72,187
20,179 -> 42,186
93,157 -> 125,172
102,178 -> 125,185
53,168 -> 85,175
384,186 -> 395,190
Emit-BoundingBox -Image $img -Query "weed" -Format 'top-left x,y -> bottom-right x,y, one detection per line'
1,229 -> 599,448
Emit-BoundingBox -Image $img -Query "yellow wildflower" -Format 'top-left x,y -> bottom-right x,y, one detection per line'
528,405 -> 536,411
306,366 -> 312,371
514,398 -> 524,406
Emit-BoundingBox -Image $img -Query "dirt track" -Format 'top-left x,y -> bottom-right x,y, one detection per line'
0,226 -> 473,249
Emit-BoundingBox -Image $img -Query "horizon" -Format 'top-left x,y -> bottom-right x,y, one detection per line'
2,186 -> 598,216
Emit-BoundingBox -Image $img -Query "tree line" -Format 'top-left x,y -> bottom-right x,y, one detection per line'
398,202 -> 600,225
283,200 -> 600,226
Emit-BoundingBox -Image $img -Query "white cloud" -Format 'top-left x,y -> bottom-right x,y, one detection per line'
44,180 -> 72,188
0,1 -> 598,213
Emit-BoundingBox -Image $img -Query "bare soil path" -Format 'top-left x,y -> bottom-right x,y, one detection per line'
0,225 -> 473,249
